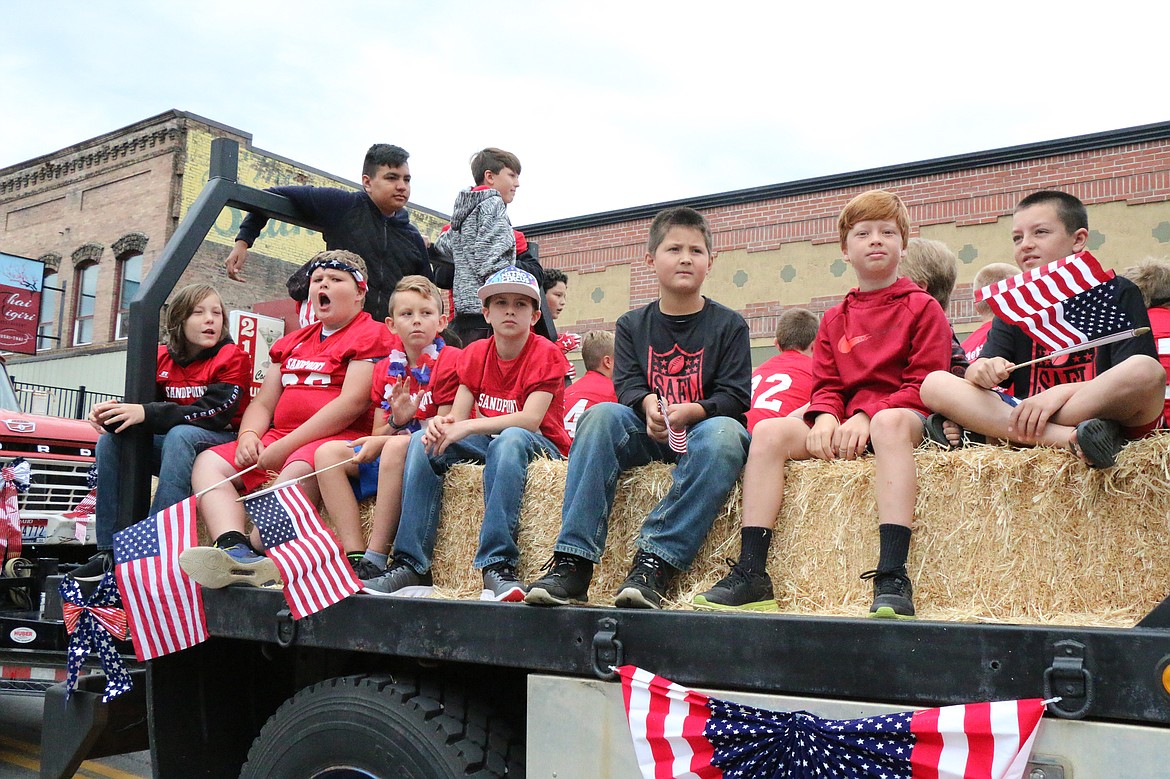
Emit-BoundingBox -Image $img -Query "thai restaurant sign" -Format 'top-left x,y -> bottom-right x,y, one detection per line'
0,253 -> 44,355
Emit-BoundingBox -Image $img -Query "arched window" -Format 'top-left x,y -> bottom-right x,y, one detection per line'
114,252 -> 143,340
72,263 -> 99,346
37,270 -> 64,351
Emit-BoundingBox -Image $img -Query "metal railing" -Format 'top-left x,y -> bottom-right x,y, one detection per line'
10,380 -> 120,419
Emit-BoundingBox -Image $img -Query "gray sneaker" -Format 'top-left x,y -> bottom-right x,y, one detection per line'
178,543 -> 281,589
362,559 -> 434,598
481,562 -> 526,602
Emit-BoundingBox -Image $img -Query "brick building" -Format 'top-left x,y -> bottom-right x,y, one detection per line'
0,110 -> 447,394
523,122 -> 1170,363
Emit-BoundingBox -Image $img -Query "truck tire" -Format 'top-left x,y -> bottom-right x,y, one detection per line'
239,674 -> 524,779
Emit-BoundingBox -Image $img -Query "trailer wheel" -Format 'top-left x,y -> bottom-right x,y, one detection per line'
239,674 -> 524,779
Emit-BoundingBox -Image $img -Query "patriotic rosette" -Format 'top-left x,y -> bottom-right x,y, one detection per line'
59,574 -> 133,701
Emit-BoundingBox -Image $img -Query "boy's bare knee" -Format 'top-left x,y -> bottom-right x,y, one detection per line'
870,408 -> 923,443
920,370 -> 957,409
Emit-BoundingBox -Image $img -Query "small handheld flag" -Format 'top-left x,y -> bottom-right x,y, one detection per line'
113,496 -> 208,661
975,251 -> 1132,352
245,483 -> 360,619
659,397 -> 687,455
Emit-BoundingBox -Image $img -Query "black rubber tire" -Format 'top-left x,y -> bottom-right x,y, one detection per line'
239,674 -> 524,779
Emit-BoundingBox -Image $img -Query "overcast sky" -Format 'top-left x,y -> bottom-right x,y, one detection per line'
3,1 -> 1167,226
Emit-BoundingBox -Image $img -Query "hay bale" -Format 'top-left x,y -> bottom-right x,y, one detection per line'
360,436 -> 1170,627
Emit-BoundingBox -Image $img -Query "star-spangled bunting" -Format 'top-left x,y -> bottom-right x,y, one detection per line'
620,666 -> 1045,779
974,251 -> 1131,352
245,483 -> 360,619
59,575 -> 133,701
0,457 -> 31,559
113,496 -> 208,661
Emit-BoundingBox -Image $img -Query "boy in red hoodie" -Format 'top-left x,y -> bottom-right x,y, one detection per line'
694,190 -> 952,619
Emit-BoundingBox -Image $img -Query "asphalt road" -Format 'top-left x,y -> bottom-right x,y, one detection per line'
0,693 -> 150,779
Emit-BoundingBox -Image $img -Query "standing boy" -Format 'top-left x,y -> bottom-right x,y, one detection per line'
225,144 -> 431,324
525,206 -> 751,610
313,276 -> 461,580
363,266 -> 571,601
694,190 -> 952,618
562,330 -> 618,438
744,308 -> 817,433
920,191 -> 1165,467
436,148 -> 523,345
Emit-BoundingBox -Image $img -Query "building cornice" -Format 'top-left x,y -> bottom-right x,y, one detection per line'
519,120 -> 1170,235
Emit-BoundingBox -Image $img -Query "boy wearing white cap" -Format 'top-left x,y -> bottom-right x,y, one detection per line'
363,266 -> 571,601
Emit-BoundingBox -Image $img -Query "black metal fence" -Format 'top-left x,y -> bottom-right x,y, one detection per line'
10,380 -> 121,420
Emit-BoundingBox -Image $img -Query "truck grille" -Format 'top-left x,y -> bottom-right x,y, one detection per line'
15,458 -> 93,514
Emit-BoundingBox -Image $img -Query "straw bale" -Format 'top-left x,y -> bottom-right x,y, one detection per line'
334,436 -> 1170,626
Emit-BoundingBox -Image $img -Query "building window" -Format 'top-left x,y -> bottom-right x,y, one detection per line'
37,271 -> 64,351
72,263 -> 98,346
114,252 -> 143,340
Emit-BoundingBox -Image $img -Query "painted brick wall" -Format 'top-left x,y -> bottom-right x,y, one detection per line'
528,135 -> 1170,346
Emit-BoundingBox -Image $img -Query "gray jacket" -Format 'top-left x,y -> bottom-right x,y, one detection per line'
436,187 -> 516,315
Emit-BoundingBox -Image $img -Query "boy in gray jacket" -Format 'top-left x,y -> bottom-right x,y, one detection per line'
436,147 -> 522,345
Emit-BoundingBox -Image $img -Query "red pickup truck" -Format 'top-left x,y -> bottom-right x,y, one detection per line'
0,359 -> 98,557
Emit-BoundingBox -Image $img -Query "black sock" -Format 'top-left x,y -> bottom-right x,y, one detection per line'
877,524 -> 912,572
739,527 -> 773,573
214,530 -> 251,550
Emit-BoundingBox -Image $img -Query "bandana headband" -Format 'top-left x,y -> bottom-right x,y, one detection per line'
308,258 -> 368,291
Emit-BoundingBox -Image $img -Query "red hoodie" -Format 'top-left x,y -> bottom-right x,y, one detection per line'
805,276 -> 952,422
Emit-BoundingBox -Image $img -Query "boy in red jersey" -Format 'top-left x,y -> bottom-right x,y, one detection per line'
744,308 -> 817,433
694,190 -> 952,618
562,330 -> 618,438
181,250 -> 392,588
71,284 -> 251,580
961,262 -> 1018,361
314,275 -> 461,580
364,266 -> 571,601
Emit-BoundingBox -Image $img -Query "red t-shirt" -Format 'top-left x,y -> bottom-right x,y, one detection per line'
457,334 -> 572,455
744,351 -> 815,433
269,312 -> 393,437
370,337 -> 462,428
961,320 -> 995,363
562,370 -> 618,438
155,342 -> 252,429
1148,306 -> 1170,421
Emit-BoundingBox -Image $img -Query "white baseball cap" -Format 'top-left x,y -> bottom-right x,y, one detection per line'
477,265 -> 541,303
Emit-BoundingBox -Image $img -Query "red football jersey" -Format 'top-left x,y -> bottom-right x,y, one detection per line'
1149,306 -> 1170,421
371,337 -> 462,428
744,351 -> 815,433
269,312 -> 393,436
457,334 -> 572,455
155,342 -> 252,429
562,370 -> 618,438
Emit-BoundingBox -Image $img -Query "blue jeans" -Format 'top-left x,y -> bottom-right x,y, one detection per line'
393,427 -> 564,573
96,425 -> 235,549
555,402 -> 749,570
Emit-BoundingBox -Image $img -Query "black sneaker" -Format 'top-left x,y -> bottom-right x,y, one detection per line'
69,550 -> 114,583
524,553 -> 593,606
481,562 -> 526,602
861,567 -> 916,619
362,558 -> 434,597
614,550 -> 675,609
693,560 -> 778,612
348,555 -> 383,582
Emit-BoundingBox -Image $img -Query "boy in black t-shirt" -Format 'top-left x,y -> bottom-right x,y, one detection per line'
525,207 -> 751,609
921,191 -> 1165,468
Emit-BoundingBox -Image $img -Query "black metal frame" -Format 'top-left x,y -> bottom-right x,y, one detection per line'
118,139 -> 316,527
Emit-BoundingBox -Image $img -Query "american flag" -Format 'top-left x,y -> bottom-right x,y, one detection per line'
113,497 -> 208,662
660,397 -> 688,455
245,483 -> 360,619
974,251 -> 1130,352
620,666 -> 1045,779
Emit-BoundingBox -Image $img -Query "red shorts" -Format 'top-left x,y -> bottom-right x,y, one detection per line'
1122,415 -> 1166,441
209,429 -> 365,493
